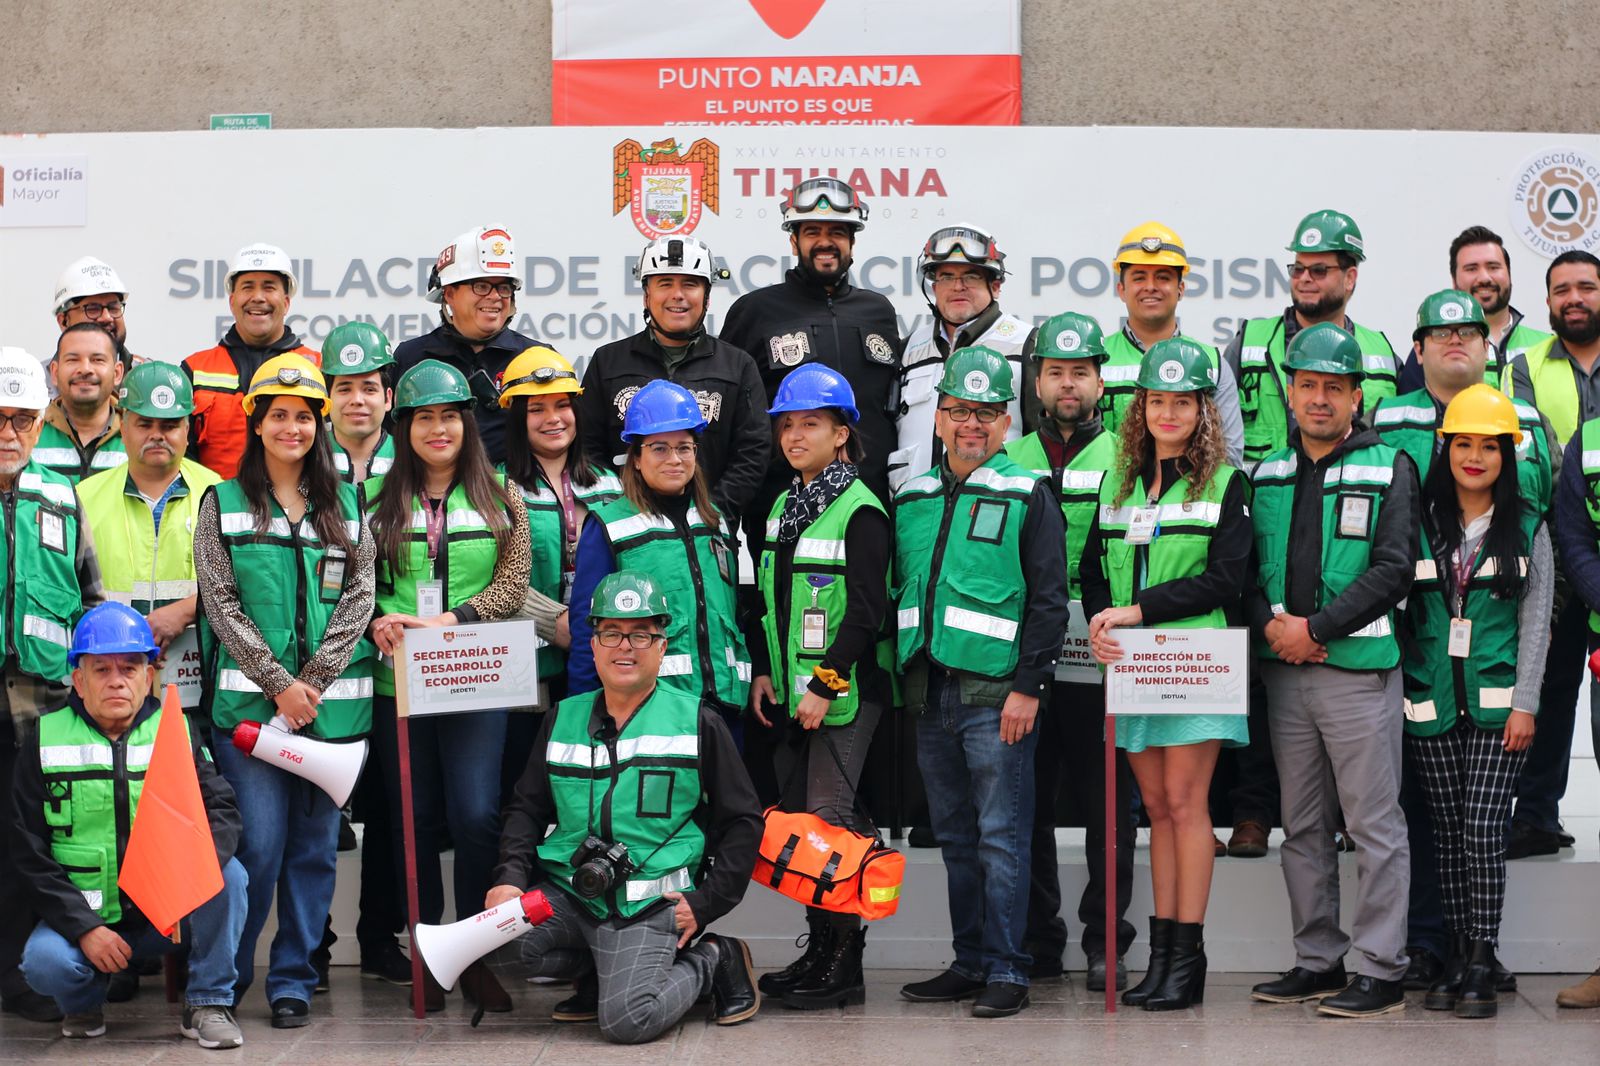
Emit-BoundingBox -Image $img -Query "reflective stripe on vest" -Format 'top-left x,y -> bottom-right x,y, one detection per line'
1516,336 -> 1579,445
1099,331 -> 1220,439
1099,463 -> 1235,631
1372,388 -> 1550,510
4,463 -> 84,684
1238,317 -> 1396,462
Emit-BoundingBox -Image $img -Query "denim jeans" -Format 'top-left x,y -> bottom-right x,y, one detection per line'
1513,594 -> 1585,833
21,857 -> 248,1012
373,697 -> 508,924
213,730 -> 341,1005
917,671 -> 1037,986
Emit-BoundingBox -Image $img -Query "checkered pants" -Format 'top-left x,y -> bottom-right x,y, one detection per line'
1406,719 -> 1528,945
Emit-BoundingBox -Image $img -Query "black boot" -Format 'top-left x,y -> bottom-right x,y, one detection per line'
1121,917 -> 1173,1007
759,910 -> 833,997
1424,934 -> 1469,1011
784,918 -> 865,1009
1455,939 -> 1498,1019
1143,922 -> 1206,1011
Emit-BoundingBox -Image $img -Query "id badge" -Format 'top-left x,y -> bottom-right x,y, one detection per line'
560,570 -> 576,607
1447,617 -> 1472,658
711,539 -> 732,582
319,550 -> 347,603
417,579 -> 444,618
801,607 -> 828,650
1339,494 -> 1372,538
39,511 -> 66,554
1126,506 -> 1159,545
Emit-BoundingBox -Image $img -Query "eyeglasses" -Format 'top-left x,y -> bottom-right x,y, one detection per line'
0,413 -> 39,433
595,630 -> 666,649
643,442 -> 697,460
1287,263 -> 1345,280
467,280 -> 516,298
939,405 -> 1003,423
74,300 -> 125,320
932,271 -> 991,289
1424,326 -> 1482,342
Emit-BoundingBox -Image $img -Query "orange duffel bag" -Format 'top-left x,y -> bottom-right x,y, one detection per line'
751,807 -> 905,920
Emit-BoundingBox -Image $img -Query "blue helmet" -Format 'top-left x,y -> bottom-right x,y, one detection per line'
767,364 -> 860,424
621,379 -> 707,441
69,603 -> 159,667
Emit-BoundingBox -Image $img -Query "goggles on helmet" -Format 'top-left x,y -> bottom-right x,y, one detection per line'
921,226 -> 1005,269
783,176 -> 862,216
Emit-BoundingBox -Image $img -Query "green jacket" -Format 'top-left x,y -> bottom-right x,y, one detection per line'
331,430 -> 395,484
1100,330 -> 1220,438
34,409 -> 126,485
1238,315 -> 1397,462
3,462 -> 85,686
1371,388 -> 1552,512
1006,425 -> 1117,600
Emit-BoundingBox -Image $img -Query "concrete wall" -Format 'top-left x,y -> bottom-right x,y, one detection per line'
5,1 -> 1598,134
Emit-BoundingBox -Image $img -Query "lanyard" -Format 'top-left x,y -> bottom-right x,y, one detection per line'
422,493 -> 446,564
1451,536 -> 1487,618
557,467 -> 579,571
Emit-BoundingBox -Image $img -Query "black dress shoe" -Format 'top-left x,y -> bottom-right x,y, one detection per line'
1402,946 -> 1443,990
270,997 -> 311,1029
704,934 -> 760,1025
907,826 -> 939,848
1317,975 -> 1405,1018
105,969 -> 140,1003
337,812 -> 358,852
312,954 -> 330,994
359,942 -> 414,986
1027,954 -> 1065,980
971,981 -> 1029,1018
1505,821 -> 1562,860
1252,964 -> 1349,1003
1,988 -> 63,1023
1085,954 -> 1127,992
1557,826 -> 1576,847
900,968 -> 985,1002
1492,955 -> 1517,993
552,972 -> 599,1022
1455,940 -> 1499,1019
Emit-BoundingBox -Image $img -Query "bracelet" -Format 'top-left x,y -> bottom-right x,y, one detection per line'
812,667 -> 851,694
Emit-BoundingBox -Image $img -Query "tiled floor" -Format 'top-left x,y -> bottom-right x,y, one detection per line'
2,966 -> 1597,1064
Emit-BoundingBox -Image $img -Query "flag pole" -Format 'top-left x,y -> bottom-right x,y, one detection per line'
395,638 -> 426,1019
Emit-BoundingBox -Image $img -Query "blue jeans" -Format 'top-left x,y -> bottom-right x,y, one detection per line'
22,857 -> 248,1013
916,672 -> 1037,986
213,730 -> 340,1005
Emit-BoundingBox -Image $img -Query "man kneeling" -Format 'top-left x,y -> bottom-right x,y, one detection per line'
488,571 -> 763,1043
14,603 -> 248,1048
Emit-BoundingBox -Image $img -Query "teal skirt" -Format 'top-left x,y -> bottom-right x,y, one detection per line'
1115,712 -> 1249,754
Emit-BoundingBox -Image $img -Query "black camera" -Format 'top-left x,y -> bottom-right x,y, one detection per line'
570,836 -> 633,899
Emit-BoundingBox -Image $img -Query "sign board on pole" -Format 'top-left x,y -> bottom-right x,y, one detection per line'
1054,602 -> 1100,685
209,114 -> 271,131
1105,628 -> 1249,716
396,620 -> 540,717
159,627 -> 204,711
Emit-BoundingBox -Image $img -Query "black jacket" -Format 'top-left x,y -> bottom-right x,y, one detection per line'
578,329 -> 771,522
10,695 -> 241,943
394,321 -> 537,465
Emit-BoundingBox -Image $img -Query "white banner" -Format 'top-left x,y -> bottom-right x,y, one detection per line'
397,620 -> 540,717
1054,601 -> 1099,685
2,126 -> 1598,369
1105,628 -> 1249,716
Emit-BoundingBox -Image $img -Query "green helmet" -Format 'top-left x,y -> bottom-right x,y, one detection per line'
117,361 -> 194,418
1413,289 -> 1488,340
394,359 -> 471,409
1287,209 -> 1366,262
1284,322 -> 1365,380
322,322 -> 394,377
937,345 -> 1015,404
1032,312 -> 1107,364
589,570 -> 672,623
1136,337 -> 1217,393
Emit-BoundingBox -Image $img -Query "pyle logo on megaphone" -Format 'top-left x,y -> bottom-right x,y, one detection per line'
231,719 -> 368,808
414,890 -> 555,992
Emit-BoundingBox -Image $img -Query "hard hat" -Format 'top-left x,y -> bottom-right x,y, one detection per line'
937,346 -> 1016,405
69,602 -> 159,667
1414,289 -> 1489,340
395,359 -> 472,410
633,236 -> 730,285
780,176 -> 868,232
54,256 -> 129,315
1284,322 -> 1366,380
1112,222 -> 1190,275
0,347 -> 50,410
498,345 -> 582,407
118,361 -> 195,419
426,226 -> 521,304
917,224 -> 1006,279
321,322 -> 394,377
1440,383 -> 1523,444
1033,311 -> 1108,363
242,354 -> 329,416
589,570 -> 672,623
768,364 -> 860,423
226,243 -> 298,297
1136,337 -> 1218,393
620,379 -> 707,441
1287,210 -> 1366,262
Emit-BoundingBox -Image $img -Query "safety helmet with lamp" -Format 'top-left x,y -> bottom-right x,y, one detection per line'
242,354 -> 329,416
633,236 -> 730,285
1112,222 -> 1190,276
498,345 -> 583,406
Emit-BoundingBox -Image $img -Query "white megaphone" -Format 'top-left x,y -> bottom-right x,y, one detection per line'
231,718 -> 368,808
414,890 -> 555,991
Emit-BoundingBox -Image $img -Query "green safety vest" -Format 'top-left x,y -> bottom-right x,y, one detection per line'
893,452 -> 1042,678
331,431 -> 395,484
199,479 -> 375,738
537,686 -> 706,920
1576,419 -> 1600,636
1006,427 -> 1117,600
1500,320 -> 1552,383
1371,388 -> 1551,511
33,417 -> 127,485
1097,462 -> 1238,629
37,704 -> 193,924
1511,337 -> 1582,446
3,462 -> 84,686
757,478 -> 887,726
1248,443 -> 1402,670
506,464 -> 622,680
588,497 -> 751,709
367,475 -> 516,696
1402,506 -> 1541,735
1238,316 -> 1397,463
1099,330 -> 1220,438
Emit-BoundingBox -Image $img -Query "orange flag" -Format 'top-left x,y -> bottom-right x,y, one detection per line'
118,684 -> 224,936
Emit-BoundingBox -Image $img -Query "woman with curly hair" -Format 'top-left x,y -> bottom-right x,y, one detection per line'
1079,338 -> 1250,1011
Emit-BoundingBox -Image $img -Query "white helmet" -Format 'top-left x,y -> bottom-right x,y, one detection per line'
780,176 -> 868,232
0,347 -> 49,410
632,237 -> 729,285
53,256 -> 129,315
226,244 -> 298,297
426,226 -> 520,304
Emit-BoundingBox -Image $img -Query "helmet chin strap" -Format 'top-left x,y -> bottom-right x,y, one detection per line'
644,302 -> 708,344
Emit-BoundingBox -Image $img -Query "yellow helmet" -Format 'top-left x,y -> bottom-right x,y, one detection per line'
242,354 -> 329,416
497,345 -> 582,408
1112,221 -> 1190,275
1439,383 -> 1523,444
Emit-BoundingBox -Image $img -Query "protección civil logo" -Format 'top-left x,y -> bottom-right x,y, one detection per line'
1510,149 -> 1600,257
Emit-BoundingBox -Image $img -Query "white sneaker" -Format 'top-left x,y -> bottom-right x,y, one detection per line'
61,1009 -> 106,1038
181,1003 -> 244,1049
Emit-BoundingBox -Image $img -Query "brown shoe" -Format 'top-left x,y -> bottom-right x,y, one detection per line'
1212,835 -> 1226,857
422,971 -> 446,1013
460,960 -> 513,1013
1227,820 -> 1269,858
1556,971 -> 1600,1008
